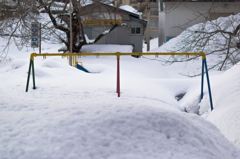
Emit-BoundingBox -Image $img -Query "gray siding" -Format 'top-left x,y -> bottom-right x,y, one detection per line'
79,3 -> 147,52
84,19 -> 145,52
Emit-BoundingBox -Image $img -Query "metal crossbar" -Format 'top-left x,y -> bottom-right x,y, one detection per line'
26,52 -> 213,111
29,52 -> 206,60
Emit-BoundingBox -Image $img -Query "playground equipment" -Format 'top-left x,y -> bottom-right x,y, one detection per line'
25,52 -> 214,111
76,63 -> 90,73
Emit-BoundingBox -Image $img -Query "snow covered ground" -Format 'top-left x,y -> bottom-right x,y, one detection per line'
1,36 -> 240,159
1,11 -> 240,158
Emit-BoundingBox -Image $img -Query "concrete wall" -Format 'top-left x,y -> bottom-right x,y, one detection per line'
159,2 -> 240,44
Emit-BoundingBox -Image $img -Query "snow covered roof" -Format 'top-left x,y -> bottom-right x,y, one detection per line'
80,2 -> 141,18
119,5 -> 142,16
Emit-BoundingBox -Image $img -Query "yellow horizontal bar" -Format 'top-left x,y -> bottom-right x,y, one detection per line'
30,52 -> 206,60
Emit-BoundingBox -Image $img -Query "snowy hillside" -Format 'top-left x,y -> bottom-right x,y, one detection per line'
151,13 -> 240,71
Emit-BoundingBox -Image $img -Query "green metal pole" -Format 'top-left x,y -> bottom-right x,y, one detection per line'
26,60 -> 32,92
31,60 -> 36,89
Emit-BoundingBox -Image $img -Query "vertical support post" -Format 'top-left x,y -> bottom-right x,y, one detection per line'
204,59 -> 213,111
75,55 -> 77,67
201,58 -> 204,99
146,3 -> 150,51
69,0 -> 73,66
39,23 -> 41,54
26,60 -> 32,92
31,60 -> 36,89
116,55 -> 120,97
158,0 -> 165,47
73,55 -> 75,67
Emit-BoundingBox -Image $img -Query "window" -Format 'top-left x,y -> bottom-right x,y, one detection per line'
150,8 -> 158,15
130,0 -> 137,4
131,27 -> 141,35
118,0 -> 122,4
132,6 -> 138,10
150,21 -> 157,28
166,37 -> 175,42
210,13 -> 234,21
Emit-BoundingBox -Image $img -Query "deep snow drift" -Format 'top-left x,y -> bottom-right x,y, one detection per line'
149,13 -> 240,150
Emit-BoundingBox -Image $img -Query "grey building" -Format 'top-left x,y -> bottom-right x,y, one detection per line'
81,3 -> 148,52
115,0 -> 159,40
136,0 -> 240,47
159,0 -> 240,45
157,0 -> 240,45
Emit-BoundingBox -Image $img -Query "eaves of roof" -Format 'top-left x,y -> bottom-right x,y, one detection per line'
82,2 -> 140,18
129,15 -> 148,24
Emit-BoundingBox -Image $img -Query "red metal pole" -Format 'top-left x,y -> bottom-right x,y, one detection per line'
117,56 -> 120,97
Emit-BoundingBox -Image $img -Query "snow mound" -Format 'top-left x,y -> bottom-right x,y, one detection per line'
11,59 -> 27,69
82,63 -> 111,73
197,62 -> 240,149
81,107 -> 239,159
151,13 -> 240,71
41,58 -> 69,69
33,67 -> 51,77
1,104 -> 239,159
80,44 -> 133,53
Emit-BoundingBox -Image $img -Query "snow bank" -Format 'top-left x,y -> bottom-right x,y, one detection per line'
196,62 -> 240,150
150,13 -> 240,71
177,60 -> 240,149
143,38 -> 159,52
10,59 -> 28,69
1,102 -> 239,159
80,44 -> 133,53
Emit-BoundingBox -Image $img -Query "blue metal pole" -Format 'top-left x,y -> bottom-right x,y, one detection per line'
204,59 -> 213,111
201,59 -> 204,99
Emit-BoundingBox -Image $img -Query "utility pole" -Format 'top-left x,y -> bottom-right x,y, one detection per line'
146,3 -> 150,51
158,0 -> 165,47
69,0 -> 73,66
39,23 -> 41,54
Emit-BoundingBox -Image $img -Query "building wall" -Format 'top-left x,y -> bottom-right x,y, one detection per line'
141,2 -> 159,39
81,4 -> 146,52
86,19 -> 144,52
163,2 -> 240,43
117,0 -> 159,39
128,19 -> 145,52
